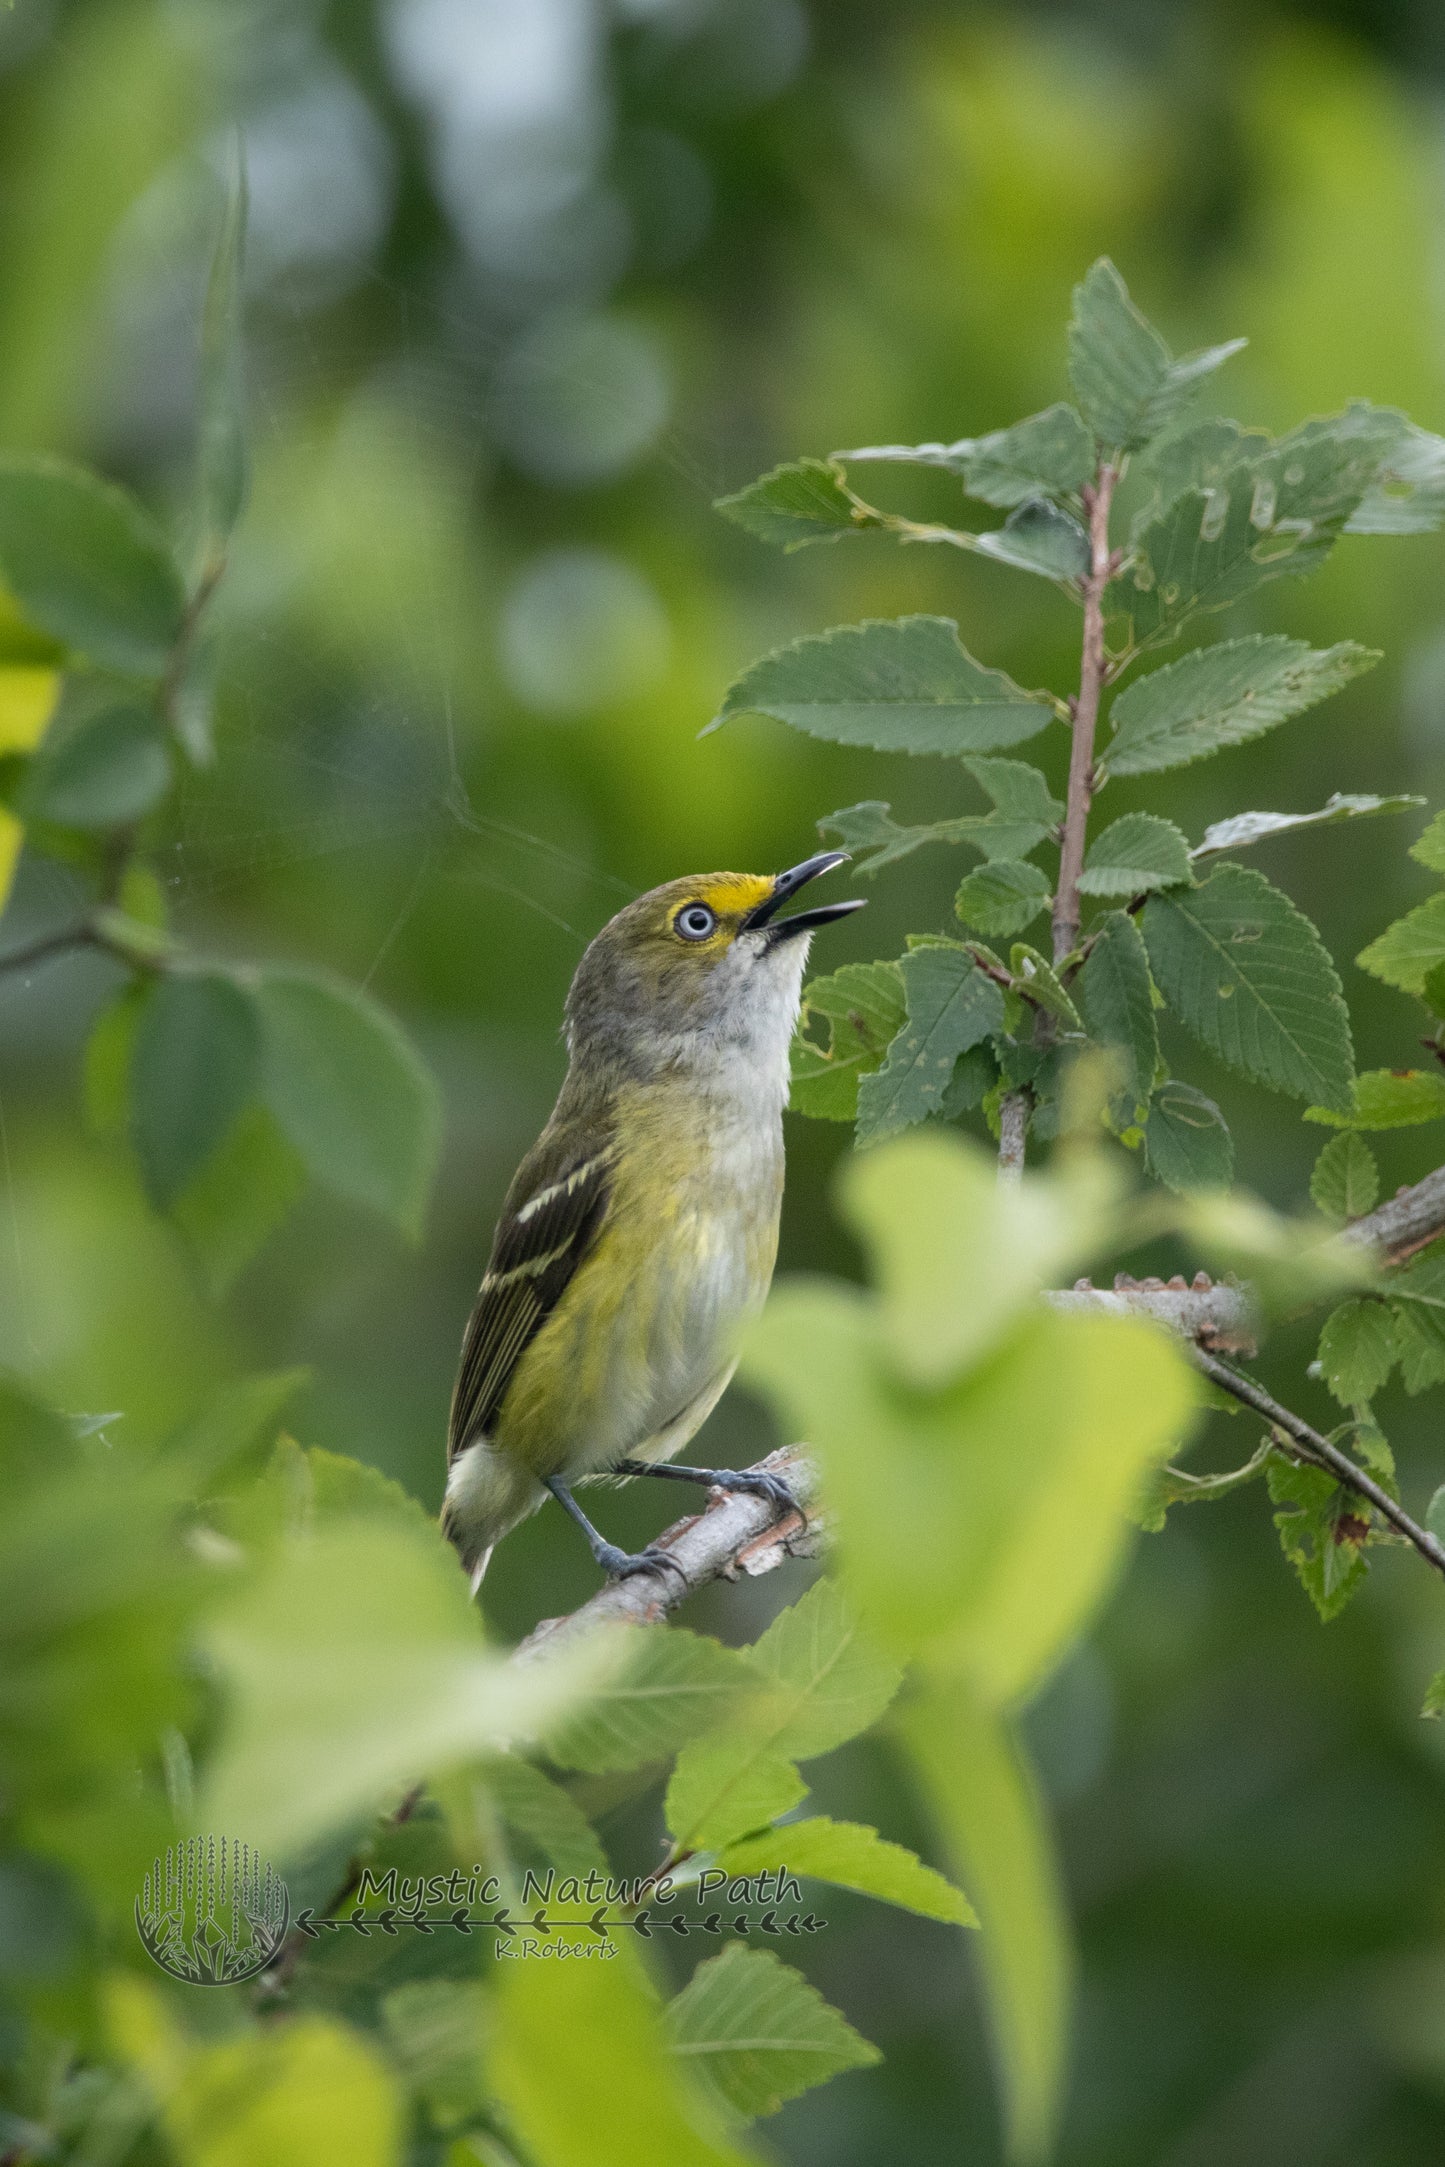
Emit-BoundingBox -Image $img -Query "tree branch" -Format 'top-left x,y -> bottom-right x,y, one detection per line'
516,1446 -> 824,1657
1052,463 -> 1118,964
997,1091 -> 1029,1186
1045,1272 -> 1256,1350
1191,1347 -> 1445,1579
1343,1166 -> 1445,1263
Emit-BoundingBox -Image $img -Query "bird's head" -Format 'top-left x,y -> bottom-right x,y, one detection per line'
565,851 -> 865,1079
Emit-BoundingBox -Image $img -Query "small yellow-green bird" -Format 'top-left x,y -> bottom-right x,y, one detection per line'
444,852 -> 863,1588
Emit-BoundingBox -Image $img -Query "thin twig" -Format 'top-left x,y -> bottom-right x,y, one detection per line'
997,1091 -> 1028,1186
1052,463 -> 1118,963
1192,1347 -> 1445,1579
0,921 -> 97,976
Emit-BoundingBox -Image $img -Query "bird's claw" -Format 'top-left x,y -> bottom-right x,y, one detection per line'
715,1468 -> 799,1516
597,1542 -> 689,1590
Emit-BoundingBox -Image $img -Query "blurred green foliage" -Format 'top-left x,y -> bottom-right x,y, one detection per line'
5,1 -> 1445,2162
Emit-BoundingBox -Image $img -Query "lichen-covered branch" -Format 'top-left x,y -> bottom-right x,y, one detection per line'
1044,1272 -> 1256,1351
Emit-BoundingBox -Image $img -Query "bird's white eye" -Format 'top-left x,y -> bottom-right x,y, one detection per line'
675,902 -> 717,942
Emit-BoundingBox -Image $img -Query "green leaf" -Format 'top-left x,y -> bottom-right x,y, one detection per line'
943,1039 -> 1000,1116
822,761 -> 1061,875
1305,1068 -> 1445,1131
898,1680 -> 1071,2164
1078,812 -> 1193,896
1346,420 -> 1445,534
838,403 -> 1095,506
856,947 -> 1006,1142
1409,808 -> 1445,873
199,1519 -> 604,1858
1076,910 -> 1158,1114
1145,1080 -> 1233,1192
664,1946 -> 879,2121
254,966 -> 441,1238
1310,1132 -> 1379,1222
170,1103 -> 307,1294
1142,863 -> 1354,1111
955,858 -> 1051,936
706,616 -> 1057,754
0,456 -> 185,677
974,499 -> 1090,583
1008,945 -> 1081,1031
484,1753 -> 609,1877
1115,404 -> 1407,649
1067,258 -> 1243,453
790,959 -> 906,1121
491,1946 -> 754,2167
130,970 -> 259,1211
1194,792 -> 1422,858
715,1816 -> 976,1927
1358,892 -> 1445,995
1422,1668 -> 1445,1720
545,1627 -> 758,1775
196,136 -> 249,572
1266,1457 -> 1371,1621
83,980 -> 144,1135
715,457 -> 876,551
1104,635 -> 1380,777
1129,416 -> 1270,529
21,700 -> 171,827
666,1579 -> 902,1852
1384,1241 -> 1445,1393
1317,1299 -> 1398,1406
381,1980 -> 490,2135
114,1992 -> 403,2167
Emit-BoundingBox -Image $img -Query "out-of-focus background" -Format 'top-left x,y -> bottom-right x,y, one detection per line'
3,1 -> 1445,2158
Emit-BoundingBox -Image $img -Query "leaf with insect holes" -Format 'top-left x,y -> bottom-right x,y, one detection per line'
1310,1132 -> 1379,1223
1142,863 -> 1354,1112
1358,893 -> 1445,995
1347,420 -> 1445,534
1079,813 -> 1193,897
837,402 -> 1095,506
1144,1080 -> 1233,1192
663,1946 -> 879,2122
856,948 -> 1006,1143
705,616 -> 1057,755
1067,259 -> 1244,453
1104,636 -> 1380,778
1317,1300 -> 1398,1406
954,859 -> 1051,936
1194,793 -> 1422,860
1267,1458 -> 1372,1621
820,758 -> 1061,876
1076,911 -> 1158,1114
1305,1069 -> 1445,1130
1115,404 -> 1410,650
790,960 -> 906,1121
1130,417 -> 1272,532
974,499 -> 1090,583
715,457 -> 878,551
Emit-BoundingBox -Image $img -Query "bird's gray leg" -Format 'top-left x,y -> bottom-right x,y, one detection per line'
613,1459 -> 799,1516
544,1476 -> 689,1588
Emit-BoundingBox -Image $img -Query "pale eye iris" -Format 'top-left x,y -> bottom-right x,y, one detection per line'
676,903 -> 716,941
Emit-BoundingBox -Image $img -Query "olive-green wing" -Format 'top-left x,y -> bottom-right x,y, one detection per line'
447,1129 -> 615,1462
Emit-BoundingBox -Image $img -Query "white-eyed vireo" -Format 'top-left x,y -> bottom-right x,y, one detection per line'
444,852 -> 863,1588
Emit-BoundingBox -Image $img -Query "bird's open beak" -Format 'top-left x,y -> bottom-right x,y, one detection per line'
743,851 -> 867,941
